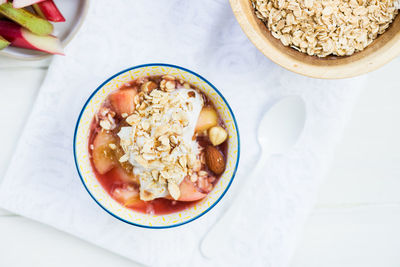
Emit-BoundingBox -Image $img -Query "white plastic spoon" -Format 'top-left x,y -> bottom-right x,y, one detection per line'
200,95 -> 306,258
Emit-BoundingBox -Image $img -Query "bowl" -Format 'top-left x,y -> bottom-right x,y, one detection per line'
74,63 -> 240,229
0,0 -> 89,60
230,0 -> 400,79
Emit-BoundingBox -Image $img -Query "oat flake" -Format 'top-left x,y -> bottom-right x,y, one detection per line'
252,0 -> 398,57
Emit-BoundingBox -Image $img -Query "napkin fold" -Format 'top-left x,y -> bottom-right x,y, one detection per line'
0,1 -> 365,266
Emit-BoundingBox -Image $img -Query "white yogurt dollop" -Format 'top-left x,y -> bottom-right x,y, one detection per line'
117,88 -> 204,200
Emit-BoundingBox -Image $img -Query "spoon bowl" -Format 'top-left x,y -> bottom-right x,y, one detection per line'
258,96 -> 306,156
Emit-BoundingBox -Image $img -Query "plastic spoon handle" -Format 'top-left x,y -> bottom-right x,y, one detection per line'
200,154 -> 268,258
200,96 -> 306,259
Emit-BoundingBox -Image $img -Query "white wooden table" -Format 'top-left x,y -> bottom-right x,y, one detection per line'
1,55 -> 399,267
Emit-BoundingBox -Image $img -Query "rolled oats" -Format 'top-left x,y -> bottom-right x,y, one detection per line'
168,182 -> 181,200
117,84 -> 205,201
99,119 -> 112,130
190,173 -> 198,183
141,81 -> 158,93
252,0 -> 398,57
119,154 -> 129,163
108,143 -> 117,150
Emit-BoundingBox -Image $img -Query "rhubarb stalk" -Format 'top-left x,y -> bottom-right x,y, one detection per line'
33,0 -> 65,22
0,35 -> 10,50
0,2 -> 53,36
13,0 -> 45,9
0,20 -> 63,55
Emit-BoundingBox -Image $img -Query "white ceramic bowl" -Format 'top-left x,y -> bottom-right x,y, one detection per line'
74,64 -> 240,228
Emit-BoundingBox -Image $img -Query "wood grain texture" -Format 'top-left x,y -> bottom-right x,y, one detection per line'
229,0 -> 400,79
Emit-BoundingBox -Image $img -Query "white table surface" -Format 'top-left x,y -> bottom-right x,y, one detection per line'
1,55 -> 399,267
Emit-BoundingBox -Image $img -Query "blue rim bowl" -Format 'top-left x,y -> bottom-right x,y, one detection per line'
73,63 -> 240,229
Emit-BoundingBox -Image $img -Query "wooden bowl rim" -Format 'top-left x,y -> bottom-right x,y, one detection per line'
229,0 -> 400,79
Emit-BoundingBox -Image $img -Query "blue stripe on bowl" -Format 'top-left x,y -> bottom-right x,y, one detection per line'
73,63 -> 240,229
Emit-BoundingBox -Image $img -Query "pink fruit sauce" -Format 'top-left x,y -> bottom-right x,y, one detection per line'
88,75 -> 228,215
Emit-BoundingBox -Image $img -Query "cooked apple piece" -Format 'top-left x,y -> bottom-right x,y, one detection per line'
112,186 -> 140,207
0,20 -> 63,54
0,3 -> 53,36
33,0 -> 65,22
13,0 -> 45,8
178,179 -> 207,202
0,35 -> 9,50
109,88 -> 137,116
92,131 -> 117,174
195,106 -> 218,132
111,165 -> 139,184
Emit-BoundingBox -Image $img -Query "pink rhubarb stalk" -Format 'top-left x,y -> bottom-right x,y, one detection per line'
33,0 -> 65,22
0,20 -> 63,55
13,0 -> 45,8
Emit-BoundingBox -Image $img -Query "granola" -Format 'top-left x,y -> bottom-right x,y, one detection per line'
117,86 -> 204,201
89,75 -> 229,215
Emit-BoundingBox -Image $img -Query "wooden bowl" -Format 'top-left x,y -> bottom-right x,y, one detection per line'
229,0 -> 400,79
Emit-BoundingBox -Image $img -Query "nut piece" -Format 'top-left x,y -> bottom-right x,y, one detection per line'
165,80 -> 176,91
100,119 -> 112,130
168,182 -> 180,200
119,154 -> 129,163
208,126 -> 228,146
126,114 -> 140,125
109,143 -> 117,150
141,81 -> 157,93
190,173 -> 198,182
205,146 -> 225,175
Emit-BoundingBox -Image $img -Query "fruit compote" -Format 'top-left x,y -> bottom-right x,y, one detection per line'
89,75 -> 228,215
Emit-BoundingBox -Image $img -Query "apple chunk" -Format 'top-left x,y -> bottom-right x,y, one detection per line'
112,186 -> 141,207
0,3 -> 53,36
13,0 -> 45,8
109,89 -> 137,116
0,35 -> 9,50
92,131 -> 117,174
178,179 -> 207,202
195,106 -> 218,132
111,165 -> 138,183
0,20 -> 63,55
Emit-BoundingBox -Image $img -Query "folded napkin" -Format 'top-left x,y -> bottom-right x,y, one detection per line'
0,0 -> 366,266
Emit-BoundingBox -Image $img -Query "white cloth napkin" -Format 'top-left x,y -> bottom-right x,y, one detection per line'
0,0 -> 366,266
